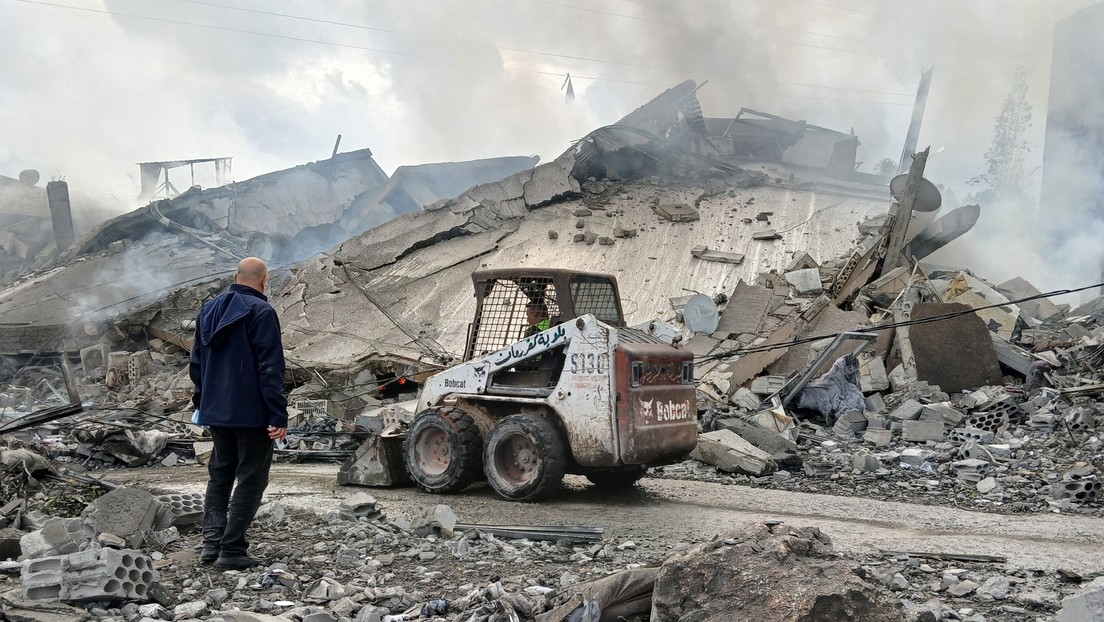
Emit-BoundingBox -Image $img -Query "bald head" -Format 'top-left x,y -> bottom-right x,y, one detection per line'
235,257 -> 269,292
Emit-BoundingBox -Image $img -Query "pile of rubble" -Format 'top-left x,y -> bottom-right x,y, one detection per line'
2,446 -> 1099,622
673,234 -> 1104,517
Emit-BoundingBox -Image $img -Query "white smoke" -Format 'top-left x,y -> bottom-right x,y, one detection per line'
1,0 -> 1100,291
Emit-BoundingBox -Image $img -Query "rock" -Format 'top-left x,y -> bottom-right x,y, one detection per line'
412,504 -> 457,536
173,600 -> 208,619
1059,576 -> 1104,621
975,576 -> 1010,601
651,523 -> 902,621
547,230 -> 558,239
976,477 -> 1001,495
947,580 -> 979,597
581,181 -> 605,194
691,429 -> 777,476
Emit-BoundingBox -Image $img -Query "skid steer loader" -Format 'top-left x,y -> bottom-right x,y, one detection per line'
402,269 -> 698,501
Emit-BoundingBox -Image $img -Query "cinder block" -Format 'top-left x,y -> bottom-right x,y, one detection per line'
902,420 -> 945,442
21,555 -> 68,601
20,518 -> 91,560
949,427 -> 995,444
79,344 -> 109,371
951,459 -> 990,483
1051,481 -> 1103,506
154,493 -> 204,529
60,548 -> 158,603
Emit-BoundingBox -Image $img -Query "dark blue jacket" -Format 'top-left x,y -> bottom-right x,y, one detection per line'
190,284 -> 288,428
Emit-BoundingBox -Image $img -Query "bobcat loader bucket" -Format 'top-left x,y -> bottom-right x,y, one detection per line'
336,424 -> 411,487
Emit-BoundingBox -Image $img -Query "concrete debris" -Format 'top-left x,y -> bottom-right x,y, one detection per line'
652,523 -> 902,621
690,245 -> 744,265
410,504 -> 457,537
655,203 -> 700,222
691,429 -> 777,476
2,78 -> 1103,622
1059,576 -> 1104,621
785,267 -> 824,295
22,547 -> 158,603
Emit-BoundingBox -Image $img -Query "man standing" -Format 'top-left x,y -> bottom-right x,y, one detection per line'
190,257 -> 288,568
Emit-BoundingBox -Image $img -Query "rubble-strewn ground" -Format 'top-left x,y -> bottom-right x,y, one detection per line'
3,461 -> 1100,621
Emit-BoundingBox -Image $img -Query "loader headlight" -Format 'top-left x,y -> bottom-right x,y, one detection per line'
682,362 -> 694,384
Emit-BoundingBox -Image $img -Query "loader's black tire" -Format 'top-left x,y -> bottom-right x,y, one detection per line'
404,407 -> 482,494
585,466 -> 647,488
484,414 -> 566,502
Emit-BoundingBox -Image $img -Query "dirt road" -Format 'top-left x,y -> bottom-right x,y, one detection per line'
109,464 -> 1104,574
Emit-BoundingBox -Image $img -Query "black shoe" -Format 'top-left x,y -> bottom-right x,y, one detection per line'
215,552 -> 266,568
199,545 -> 220,563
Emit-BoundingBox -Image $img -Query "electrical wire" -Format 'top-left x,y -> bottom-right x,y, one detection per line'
697,280 -> 1104,363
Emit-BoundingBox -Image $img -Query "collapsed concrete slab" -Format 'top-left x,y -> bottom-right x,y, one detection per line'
906,302 -> 1003,392
691,429 -> 777,476
651,523 -> 902,622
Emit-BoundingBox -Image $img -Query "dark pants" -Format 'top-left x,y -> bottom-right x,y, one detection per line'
203,426 -> 273,555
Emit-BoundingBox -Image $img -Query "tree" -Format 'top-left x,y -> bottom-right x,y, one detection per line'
977,66 -> 1034,200
872,158 -> 897,175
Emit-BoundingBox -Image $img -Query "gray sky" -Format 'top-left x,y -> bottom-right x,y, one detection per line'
0,0 -> 1090,212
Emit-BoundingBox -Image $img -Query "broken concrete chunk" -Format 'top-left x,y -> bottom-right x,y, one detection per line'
752,229 -> 782,240
750,375 -> 787,396
902,420 -> 945,442
888,399 -> 924,421
859,356 -> 889,393
651,523 -> 901,621
655,203 -> 699,222
862,428 -> 892,447
81,487 -> 161,548
573,208 -> 592,217
1058,576 -> 1104,621
411,504 -> 457,536
784,268 -> 823,295
691,429 -> 777,476
690,245 -> 745,265
20,518 -> 92,560
833,411 -> 868,435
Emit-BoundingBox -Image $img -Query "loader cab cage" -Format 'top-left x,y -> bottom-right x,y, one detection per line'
464,269 -> 626,361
